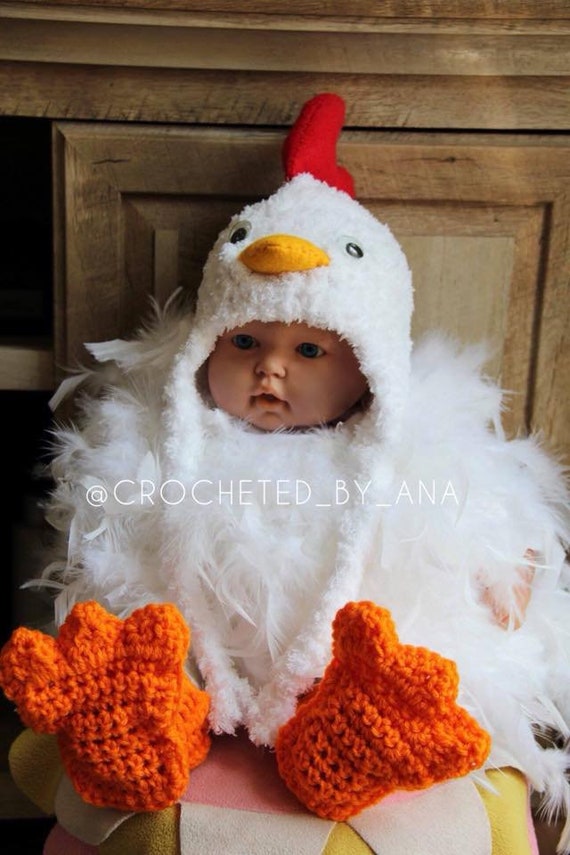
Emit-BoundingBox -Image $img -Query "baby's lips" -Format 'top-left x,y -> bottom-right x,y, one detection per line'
252,389 -> 285,403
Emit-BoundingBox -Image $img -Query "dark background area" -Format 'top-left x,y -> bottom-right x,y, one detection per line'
0,118 -> 54,645
0,117 -> 58,853
0,117 -> 52,339
0,391 -> 54,646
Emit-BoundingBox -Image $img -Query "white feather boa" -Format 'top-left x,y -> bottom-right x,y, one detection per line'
40,305 -> 570,850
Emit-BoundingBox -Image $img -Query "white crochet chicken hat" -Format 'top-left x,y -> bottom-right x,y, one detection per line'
167,93 -> 413,450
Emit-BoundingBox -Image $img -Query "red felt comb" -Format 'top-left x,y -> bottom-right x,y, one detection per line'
282,93 -> 355,198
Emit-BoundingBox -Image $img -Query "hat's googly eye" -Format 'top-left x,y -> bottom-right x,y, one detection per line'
229,221 -> 252,244
345,241 -> 364,259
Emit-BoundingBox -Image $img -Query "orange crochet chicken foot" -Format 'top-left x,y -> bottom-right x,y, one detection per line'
0,601 -> 211,812
276,601 -> 491,821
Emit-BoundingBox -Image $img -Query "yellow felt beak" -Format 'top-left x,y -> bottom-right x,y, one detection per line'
239,234 -> 330,275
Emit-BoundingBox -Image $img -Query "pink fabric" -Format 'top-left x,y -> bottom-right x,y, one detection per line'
44,822 -> 97,855
181,730 -> 304,814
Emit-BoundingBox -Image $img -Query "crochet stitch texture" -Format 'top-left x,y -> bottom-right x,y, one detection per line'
276,601 -> 491,820
0,601 -> 211,811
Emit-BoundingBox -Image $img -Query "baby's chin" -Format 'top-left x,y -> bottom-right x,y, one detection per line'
245,412 -> 305,432
242,409 -> 350,433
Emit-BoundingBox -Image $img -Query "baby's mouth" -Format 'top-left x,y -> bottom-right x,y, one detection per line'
252,391 -> 286,407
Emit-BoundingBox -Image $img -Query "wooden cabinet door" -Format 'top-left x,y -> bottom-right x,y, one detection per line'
53,123 -> 570,458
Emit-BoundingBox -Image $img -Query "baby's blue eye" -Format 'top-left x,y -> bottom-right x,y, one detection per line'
297,342 -> 323,359
232,334 -> 256,350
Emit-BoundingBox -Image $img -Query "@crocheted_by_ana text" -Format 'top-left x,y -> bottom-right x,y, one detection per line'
84,478 -> 460,509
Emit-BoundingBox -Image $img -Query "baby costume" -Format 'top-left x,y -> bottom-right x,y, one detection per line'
1,93 -> 569,854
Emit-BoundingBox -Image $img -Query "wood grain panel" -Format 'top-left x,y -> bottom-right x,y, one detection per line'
1,63 -> 569,130
373,204 -> 545,437
9,0 -> 570,20
2,18 -> 569,76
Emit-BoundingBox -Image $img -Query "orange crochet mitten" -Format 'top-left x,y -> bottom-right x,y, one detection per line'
276,601 -> 491,821
0,601 -> 211,812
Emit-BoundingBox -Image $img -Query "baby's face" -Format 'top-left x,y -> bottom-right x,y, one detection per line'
207,321 -> 368,431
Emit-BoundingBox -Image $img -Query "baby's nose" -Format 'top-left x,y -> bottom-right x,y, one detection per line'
255,352 -> 286,378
